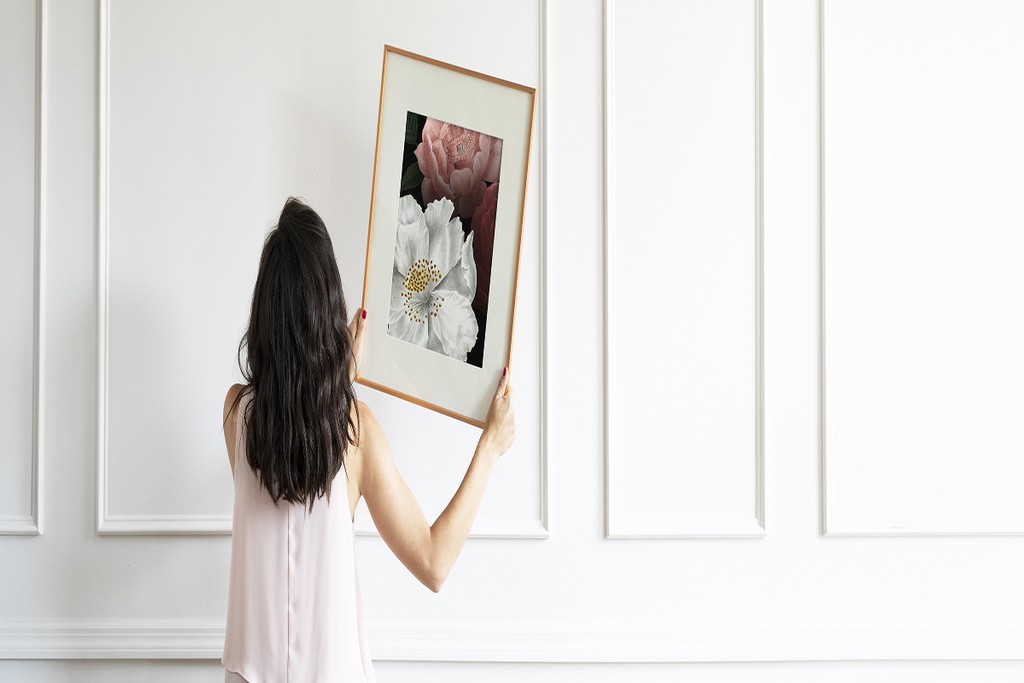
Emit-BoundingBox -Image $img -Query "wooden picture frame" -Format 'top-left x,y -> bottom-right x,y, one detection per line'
356,46 -> 536,427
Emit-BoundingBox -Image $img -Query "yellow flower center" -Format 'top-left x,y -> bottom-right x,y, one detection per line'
401,259 -> 444,324
403,258 -> 441,293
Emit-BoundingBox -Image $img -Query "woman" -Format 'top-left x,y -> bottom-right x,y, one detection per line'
220,197 -> 516,682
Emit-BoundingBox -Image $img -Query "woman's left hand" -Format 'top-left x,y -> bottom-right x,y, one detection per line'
348,308 -> 366,382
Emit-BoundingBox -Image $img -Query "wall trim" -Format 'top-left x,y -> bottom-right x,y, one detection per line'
91,0 -> 206,536
817,0 -> 1024,537
96,0 -> 233,536
97,515 -> 232,535
536,0 -> 551,540
602,0 -> 766,539
2,619 -> 1022,662
0,621 -> 223,660
607,518 -> 766,540
2,0 -> 45,537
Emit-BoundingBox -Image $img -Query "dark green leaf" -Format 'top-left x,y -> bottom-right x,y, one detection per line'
400,162 -> 424,193
405,112 -> 420,145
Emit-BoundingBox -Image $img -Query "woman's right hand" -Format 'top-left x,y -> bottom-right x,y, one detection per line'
479,368 -> 516,460
347,308 -> 366,382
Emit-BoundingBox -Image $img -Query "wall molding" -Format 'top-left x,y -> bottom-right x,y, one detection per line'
535,0 -> 551,539
97,515 -> 232,535
95,0 -> 221,535
2,619 -> 1022,662
0,621 -> 223,660
602,0 -> 765,539
817,0 -> 1024,537
95,0 -> 549,537
608,518 -> 766,540
1,0 -> 45,537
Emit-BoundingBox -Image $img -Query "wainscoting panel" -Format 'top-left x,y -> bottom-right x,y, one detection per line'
97,0 -> 546,536
604,0 -> 764,538
0,0 -> 42,535
821,0 -> 1024,535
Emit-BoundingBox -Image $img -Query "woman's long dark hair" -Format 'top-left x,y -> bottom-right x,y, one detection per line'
228,197 -> 358,511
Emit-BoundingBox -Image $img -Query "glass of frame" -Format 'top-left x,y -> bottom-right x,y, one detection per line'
356,46 -> 536,427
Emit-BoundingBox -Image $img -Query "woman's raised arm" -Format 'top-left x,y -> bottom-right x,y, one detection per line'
355,374 -> 515,592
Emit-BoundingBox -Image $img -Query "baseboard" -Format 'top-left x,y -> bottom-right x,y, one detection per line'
0,621 -> 223,660
1,619 -> 1021,662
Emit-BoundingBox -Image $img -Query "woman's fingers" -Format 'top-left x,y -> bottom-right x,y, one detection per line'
495,367 -> 510,400
481,367 -> 515,458
354,308 -> 366,344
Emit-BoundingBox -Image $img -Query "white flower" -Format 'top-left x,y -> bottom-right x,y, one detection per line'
389,195 -> 479,361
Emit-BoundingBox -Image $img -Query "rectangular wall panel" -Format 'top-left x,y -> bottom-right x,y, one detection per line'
98,0 -> 546,536
0,0 -> 41,535
605,0 -> 764,538
822,0 -> 1024,534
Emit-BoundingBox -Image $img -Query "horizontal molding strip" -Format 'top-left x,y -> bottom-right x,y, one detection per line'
0,517 -> 42,536
825,517 -> 1024,537
98,515 -> 232,535
1,620 -> 1022,662
607,517 -> 766,540
0,621 -> 223,660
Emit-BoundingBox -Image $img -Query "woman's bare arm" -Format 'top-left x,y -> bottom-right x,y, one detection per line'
356,374 -> 515,592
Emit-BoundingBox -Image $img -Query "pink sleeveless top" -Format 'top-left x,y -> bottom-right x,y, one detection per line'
223,391 -> 375,682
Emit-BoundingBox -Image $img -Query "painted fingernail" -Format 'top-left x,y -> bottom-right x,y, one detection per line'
361,309 -> 367,320
503,367 -> 507,377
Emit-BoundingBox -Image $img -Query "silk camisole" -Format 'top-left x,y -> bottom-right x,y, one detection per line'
223,391 -> 375,682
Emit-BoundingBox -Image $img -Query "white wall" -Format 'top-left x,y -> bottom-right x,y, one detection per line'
2,0 -> 1023,681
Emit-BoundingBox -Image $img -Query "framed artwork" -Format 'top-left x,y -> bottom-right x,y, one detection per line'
356,46 -> 536,427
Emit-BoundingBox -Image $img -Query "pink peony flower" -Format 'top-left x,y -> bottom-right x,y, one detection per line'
414,117 -> 502,220
471,182 -> 499,313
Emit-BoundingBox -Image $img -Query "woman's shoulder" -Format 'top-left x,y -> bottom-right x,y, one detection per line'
353,399 -> 384,444
223,383 -> 248,424
222,383 -> 248,475
354,398 -> 375,422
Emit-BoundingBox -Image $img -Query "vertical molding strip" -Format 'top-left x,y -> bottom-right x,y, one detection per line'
753,0 -> 765,536
31,0 -> 45,536
96,0 -> 109,534
604,0 -> 765,539
601,0 -> 614,541
819,0 -> 828,537
537,0 -> 551,540
2,0 -> 45,536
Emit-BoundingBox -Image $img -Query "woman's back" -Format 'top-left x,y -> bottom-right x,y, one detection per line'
221,197 -> 515,681
222,390 -> 375,683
